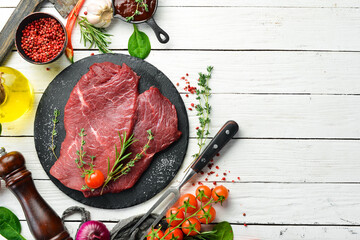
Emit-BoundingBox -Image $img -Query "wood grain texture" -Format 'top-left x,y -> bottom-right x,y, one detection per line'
3,50 -> 360,94
2,181 -> 360,225
2,93 -> 360,138
2,7 -> 360,51
14,221 -> 360,240
2,0 -> 360,8
3,137 -> 360,183
1,1 -> 360,239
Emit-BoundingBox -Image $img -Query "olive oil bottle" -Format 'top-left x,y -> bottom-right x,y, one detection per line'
0,67 -> 34,123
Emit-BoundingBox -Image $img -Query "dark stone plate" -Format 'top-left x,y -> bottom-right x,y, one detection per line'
34,53 -> 189,209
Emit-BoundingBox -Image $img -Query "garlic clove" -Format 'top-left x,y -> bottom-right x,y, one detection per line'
86,14 -> 101,26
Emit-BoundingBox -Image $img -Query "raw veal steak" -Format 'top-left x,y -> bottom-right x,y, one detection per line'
50,62 -> 139,192
84,86 -> 182,197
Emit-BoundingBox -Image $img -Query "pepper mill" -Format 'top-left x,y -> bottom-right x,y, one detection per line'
0,148 -> 72,240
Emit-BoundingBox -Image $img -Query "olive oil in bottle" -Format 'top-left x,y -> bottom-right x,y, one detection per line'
0,67 -> 34,123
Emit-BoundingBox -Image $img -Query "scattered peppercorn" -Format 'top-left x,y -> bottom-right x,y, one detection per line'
188,108 -> 193,111
91,53 -> 95,56
21,18 -> 65,63
243,213 -> 246,216
46,67 -> 50,71
213,181 -> 217,186
84,11 -> 88,15
185,94 -> 189,97
237,177 -> 240,180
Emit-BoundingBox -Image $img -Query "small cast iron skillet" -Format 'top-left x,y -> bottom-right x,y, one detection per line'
113,0 -> 169,44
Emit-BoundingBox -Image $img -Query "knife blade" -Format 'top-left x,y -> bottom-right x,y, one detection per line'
0,0 -> 77,65
121,120 -> 239,240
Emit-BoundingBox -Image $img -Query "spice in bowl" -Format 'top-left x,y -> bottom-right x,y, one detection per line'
20,17 -> 65,63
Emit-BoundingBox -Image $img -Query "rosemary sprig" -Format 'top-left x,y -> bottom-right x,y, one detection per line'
125,0 -> 149,22
50,109 -> 60,159
192,66 -> 213,159
101,129 -> 154,194
74,128 -> 96,190
78,17 -> 112,53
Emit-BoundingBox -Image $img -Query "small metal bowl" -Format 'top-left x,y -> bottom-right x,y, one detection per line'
15,12 -> 67,65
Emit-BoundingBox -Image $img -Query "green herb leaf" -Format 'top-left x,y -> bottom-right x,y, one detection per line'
0,207 -> 26,240
184,230 -> 217,240
213,221 -> 233,240
128,24 -> 151,59
78,17 -> 112,54
0,123 -> 2,135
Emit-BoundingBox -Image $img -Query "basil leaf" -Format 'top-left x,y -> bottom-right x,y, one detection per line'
128,24 -> 151,59
0,207 -> 26,240
213,221 -> 233,240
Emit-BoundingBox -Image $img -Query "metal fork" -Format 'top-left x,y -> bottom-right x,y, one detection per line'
127,120 -> 239,239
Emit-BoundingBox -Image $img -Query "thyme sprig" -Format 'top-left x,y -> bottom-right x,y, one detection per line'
125,0 -> 149,22
74,128 -> 97,191
191,66 -> 213,162
78,17 -> 112,53
101,129 -> 154,194
50,109 -> 60,159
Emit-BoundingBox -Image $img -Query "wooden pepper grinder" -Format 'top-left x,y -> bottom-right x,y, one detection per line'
0,148 -> 72,240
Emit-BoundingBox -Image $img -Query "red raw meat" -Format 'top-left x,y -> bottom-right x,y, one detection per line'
50,62 -> 139,192
84,86 -> 182,197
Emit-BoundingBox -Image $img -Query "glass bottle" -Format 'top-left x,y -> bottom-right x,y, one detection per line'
0,67 -> 34,123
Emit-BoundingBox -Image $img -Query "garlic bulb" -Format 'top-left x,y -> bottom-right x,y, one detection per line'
86,0 -> 113,28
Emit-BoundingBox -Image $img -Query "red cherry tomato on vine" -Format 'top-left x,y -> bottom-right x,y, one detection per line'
164,227 -> 184,240
85,169 -> 104,189
166,207 -> 185,227
195,185 -> 212,202
181,217 -> 201,236
147,228 -> 164,240
212,185 -> 229,204
179,193 -> 198,214
196,205 -> 216,224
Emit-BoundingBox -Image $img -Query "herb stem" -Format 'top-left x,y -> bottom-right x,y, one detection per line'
50,109 -> 60,159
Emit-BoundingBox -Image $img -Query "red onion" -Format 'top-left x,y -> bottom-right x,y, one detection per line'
76,220 -> 110,240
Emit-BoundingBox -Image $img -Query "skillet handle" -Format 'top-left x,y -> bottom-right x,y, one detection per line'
0,0 -> 44,65
191,120 -> 239,173
146,17 -> 169,44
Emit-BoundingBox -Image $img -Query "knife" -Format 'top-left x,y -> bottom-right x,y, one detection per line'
115,120 -> 239,240
0,0 -> 77,65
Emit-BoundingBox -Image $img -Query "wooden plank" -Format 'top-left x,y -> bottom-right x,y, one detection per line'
2,93 -> 360,138
2,0 -> 360,8
3,137 -> 360,183
4,50 -> 360,95
1,7 -> 360,51
14,221 -> 360,240
2,181 -> 360,225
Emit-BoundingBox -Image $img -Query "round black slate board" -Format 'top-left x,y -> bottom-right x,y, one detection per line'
34,53 -> 189,209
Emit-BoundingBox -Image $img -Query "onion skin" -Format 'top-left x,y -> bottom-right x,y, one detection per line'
76,221 -> 110,240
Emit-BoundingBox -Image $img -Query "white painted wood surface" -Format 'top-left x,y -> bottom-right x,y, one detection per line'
1,0 -> 360,239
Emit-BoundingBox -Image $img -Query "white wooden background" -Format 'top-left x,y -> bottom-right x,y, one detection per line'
1,0 -> 360,239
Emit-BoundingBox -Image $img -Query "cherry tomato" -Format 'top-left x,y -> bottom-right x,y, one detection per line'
195,185 -> 212,202
85,169 -> 104,189
181,217 -> 201,236
164,227 -> 184,240
178,193 -> 198,214
147,228 -> 164,240
166,207 -> 185,227
212,185 -> 229,204
196,205 -> 216,224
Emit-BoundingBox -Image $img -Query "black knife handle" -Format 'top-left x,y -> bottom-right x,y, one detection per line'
191,120 -> 239,173
0,0 -> 44,65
